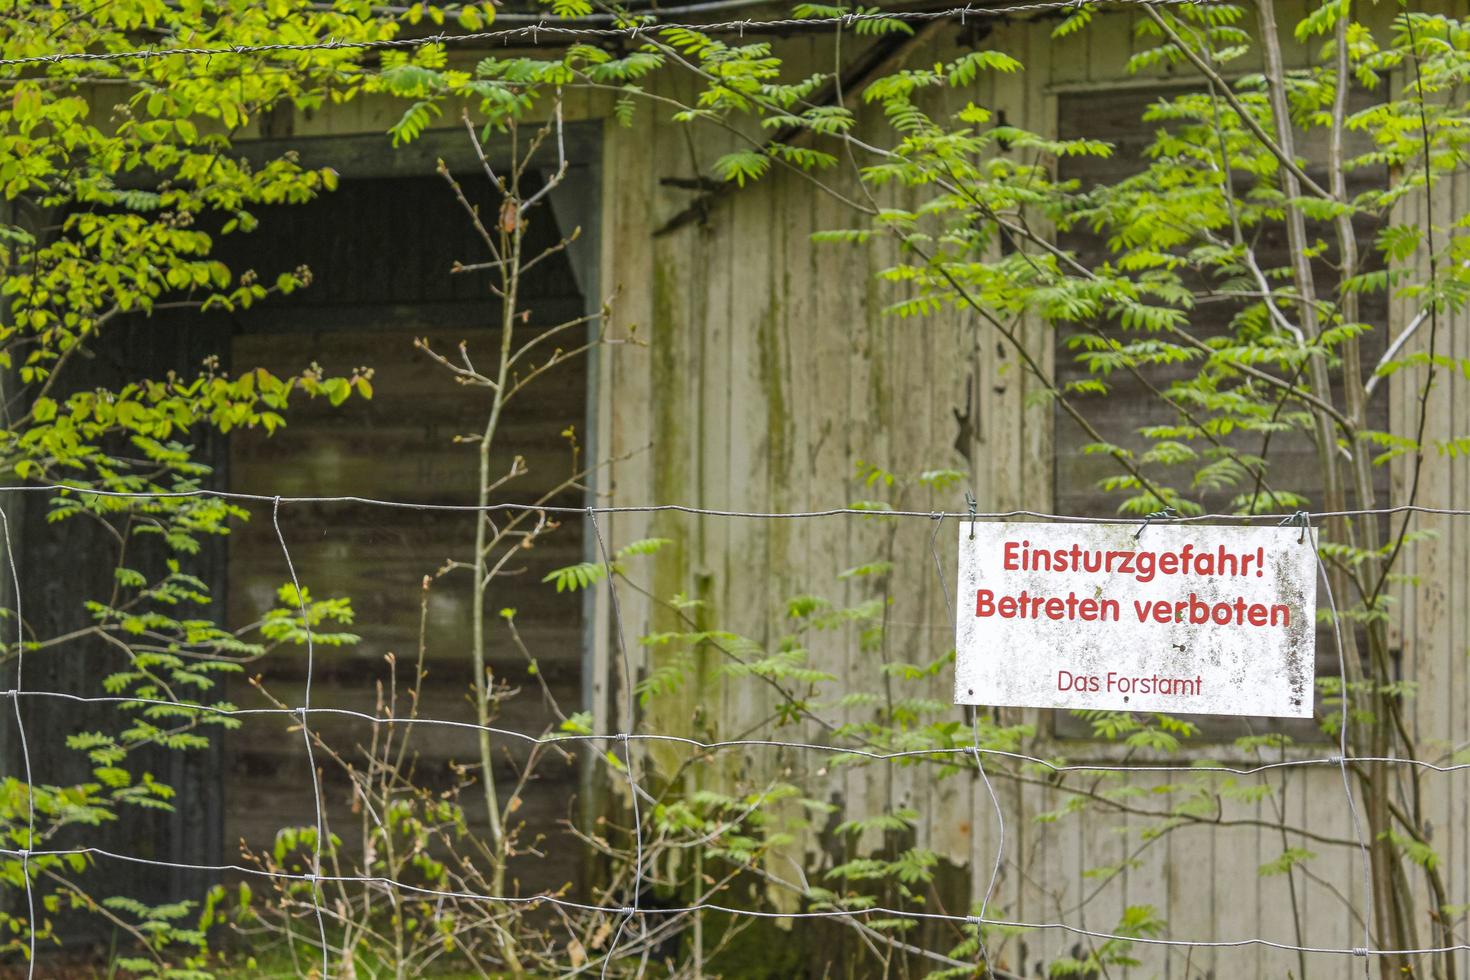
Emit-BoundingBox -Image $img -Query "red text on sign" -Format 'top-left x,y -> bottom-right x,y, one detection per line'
975,589 -> 1120,622
975,589 -> 1289,627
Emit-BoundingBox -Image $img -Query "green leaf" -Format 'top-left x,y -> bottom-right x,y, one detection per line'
713,150 -> 771,187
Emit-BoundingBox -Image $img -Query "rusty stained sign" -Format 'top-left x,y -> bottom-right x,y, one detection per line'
954,522 -> 1318,718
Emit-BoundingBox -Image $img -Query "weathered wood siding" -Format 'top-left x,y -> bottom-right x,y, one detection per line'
585,5 -> 1470,977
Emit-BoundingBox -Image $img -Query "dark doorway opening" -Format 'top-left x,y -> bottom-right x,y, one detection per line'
221,170 -> 594,893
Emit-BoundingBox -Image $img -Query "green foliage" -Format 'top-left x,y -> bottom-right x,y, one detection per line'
542,536 -> 670,592
1259,846 -> 1317,877
0,0 -> 423,968
1048,906 -> 1165,976
812,4 -> 1470,531
714,150 -> 773,187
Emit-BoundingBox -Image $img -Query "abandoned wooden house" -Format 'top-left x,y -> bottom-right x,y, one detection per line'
8,1 -> 1469,976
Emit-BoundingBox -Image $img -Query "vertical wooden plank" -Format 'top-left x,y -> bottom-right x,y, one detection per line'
1302,766 -> 1362,976
1279,767 -> 1316,980
1449,167 -> 1470,946
1032,778 -> 1067,973
976,13 -> 1027,512
767,113 -> 822,866
1045,782 -> 1086,972
1413,164 -> 1459,964
1256,778 -> 1304,977
1016,15 -> 1056,519
725,168 -> 780,869
596,113 -> 654,737
639,65 -> 706,773
1125,771 -> 1171,978
1014,36 -> 1062,963
1209,813 -> 1262,976
1002,25 -> 1052,965
1048,14 -> 1088,87
838,87 -> 889,866
804,100 -> 866,968
701,157 -> 736,777
1165,820 -> 1217,979
1391,102 -> 1468,969
1086,9 -> 1133,86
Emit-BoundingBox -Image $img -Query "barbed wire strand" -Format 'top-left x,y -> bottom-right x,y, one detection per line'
271,496 -> 331,978
588,507 -> 644,977
0,507 -> 36,980
0,0 -> 1225,70
4,490 -> 1468,969
1316,536 -> 1376,970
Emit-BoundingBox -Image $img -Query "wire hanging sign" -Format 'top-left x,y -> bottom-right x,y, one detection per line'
955,519 -> 1319,717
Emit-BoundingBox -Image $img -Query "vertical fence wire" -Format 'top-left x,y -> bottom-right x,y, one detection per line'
1315,534 -> 1376,973
0,507 -> 35,980
272,496 -> 331,977
588,508 -> 644,977
929,512 -> 1004,979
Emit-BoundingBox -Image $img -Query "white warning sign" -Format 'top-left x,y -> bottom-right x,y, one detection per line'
954,522 -> 1317,718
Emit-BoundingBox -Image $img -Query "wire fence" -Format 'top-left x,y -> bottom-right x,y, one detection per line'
2,484 -> 1469,976
5,0 -> 1464,970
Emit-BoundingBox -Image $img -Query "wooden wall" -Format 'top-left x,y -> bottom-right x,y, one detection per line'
1391,83 -> 1470,980
586,4 -> 1470,977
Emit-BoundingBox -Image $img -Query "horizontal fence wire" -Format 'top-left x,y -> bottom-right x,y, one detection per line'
0,690 -> 1465,776
0,843 -> 1456,958
1,486 -> 1467,972
1,480 -> 1469,522
0,0 -> 1232,69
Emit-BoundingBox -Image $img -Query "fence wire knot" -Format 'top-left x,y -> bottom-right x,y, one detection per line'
1279,509 -> 1312,543
1134,506 -> 1176,540
1352,947 -> 1370,957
